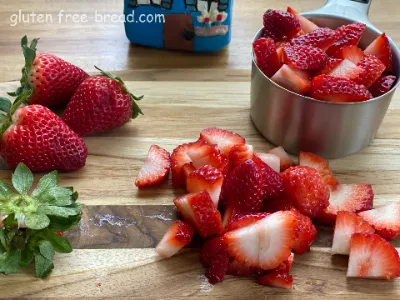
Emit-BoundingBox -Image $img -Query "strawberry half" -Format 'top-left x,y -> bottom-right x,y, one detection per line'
252,155 -> 284,199
253,37 -> 282,77
364,33 -> 393,71
299,152 -> 338,188
281,166 -> 330,218
326,22 -> 366,56
316,184 -> 374,226
135,145 -> 170,188
228,144 -> 254,171
171,140 -> 228,187
271,64 -> 311,95
327,59 -> 366,82
287,7 -> 319,33
254,153 -> 280,173
290,27 -> 337,50
331,212 -> 374,255
347,233 -> 400,280
199,128 -> 245,157
155,220 -> 194,258
10,36 -> 88,107
263,9 -> 301,42
225,212 -> 270,232
258,271 -> 293,289
334,45 -> 365,64
290,209 -> 317,254
200,236 -> 230,284
267,146 -> 295,171
225,211 -> 297,270
282,45 -> 328,70
358,202 -> 400,241
308,75 -> 372,103
173,191 -> 223,238
356,55 -> 386,87
369,75 -> 397,98
186,165 -> 224,206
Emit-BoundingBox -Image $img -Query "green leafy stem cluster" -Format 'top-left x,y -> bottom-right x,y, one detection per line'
0,163 -> 82,278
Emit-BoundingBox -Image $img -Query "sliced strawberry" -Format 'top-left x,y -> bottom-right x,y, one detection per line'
314,57 -> 343,76
290,27 -> 336,50
186,165 -> 224,206
223,159 -> 264,213
200,236 -> 230,284
290,209 -> 317,254
226,212 -> 270,232
226,260 -> 256,277
252,155 -> 284,199
358,202 -> 400,241
369,75 -> 397,97
327,59 -> 366,82
271,64 -> 311,95
263,9 -> 301,42
334,45 -> 365,64
267,146 -> 295,171
155,220 -> 194,258
299,152 -> 338,188
254,152 -> 280,173
347,233 -> 400,280
308,75 -> 373,103
276,252 -> 294,273
225,211 -> 297,270
281,166 -> 330,218
263,193 -> 295,213
222,206 -> 241,228
326,22 -> 366,56
316,184 -> 374,226
181,162 -> 196,181
258,271 -> 293,289
287,7 -> 319,33
173,191 -> 223,238
199,128 -> 245,157
228,144 -> 254,171
282,45 -> 328,70
331,212 -> 375,255
135,145 -> 171,188
253,37 -> 282,77
356,55 -> 386,87
171,140 -> 227,187
364,33 -> 393,71
276,44 -> 286,63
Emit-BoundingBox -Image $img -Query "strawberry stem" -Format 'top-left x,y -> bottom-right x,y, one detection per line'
94,66 -> 144,119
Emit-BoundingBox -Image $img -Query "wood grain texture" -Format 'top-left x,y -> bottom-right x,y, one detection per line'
0,0 -> 400,298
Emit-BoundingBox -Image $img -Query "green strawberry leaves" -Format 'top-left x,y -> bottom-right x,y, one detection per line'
94,65 -> 144,119
0,163 -> 82,278
0,97 -> 11,114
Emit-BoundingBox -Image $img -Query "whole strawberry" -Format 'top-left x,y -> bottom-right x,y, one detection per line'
9,36 -> 88,107
63,67 -> 143,136
0,96 -> 87,172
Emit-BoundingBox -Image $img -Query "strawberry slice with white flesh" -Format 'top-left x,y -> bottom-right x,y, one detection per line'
186,165 -> 224,206
224,211 -> 297,270
174,190 -> 223,238
258,271 -> 293,289
327,59 -> 366,82
347,233 -> 400,280
364,33 -> 393,71
316,184 -> 374,225
334,45 -> 365,64
299,152 -> 338,188
287,7 -> 319,33
155,220 -> 194,258
199,128 -> 246,157
331,211 -> 375,255
254,153 -> 280,173
267,146 -> 295,172
271,64 -> 311,95
358,202 -> 400,241
135,145 -> 171,188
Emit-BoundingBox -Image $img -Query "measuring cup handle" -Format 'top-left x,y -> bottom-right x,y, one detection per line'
310,0 -> 376,28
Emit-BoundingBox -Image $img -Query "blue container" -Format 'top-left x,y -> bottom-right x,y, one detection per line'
124,0 -> 233,52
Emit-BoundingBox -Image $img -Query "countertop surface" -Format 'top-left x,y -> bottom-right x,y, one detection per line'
0,0 -> 399,299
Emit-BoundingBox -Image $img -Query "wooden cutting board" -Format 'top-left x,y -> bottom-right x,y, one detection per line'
0,80 -> 399,299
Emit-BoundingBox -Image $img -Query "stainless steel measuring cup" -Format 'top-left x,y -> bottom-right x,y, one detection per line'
250,0 -> 400,159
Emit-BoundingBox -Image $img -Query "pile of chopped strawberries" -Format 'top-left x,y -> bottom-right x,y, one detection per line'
252,7 -> 397,102
135,128 -> 400,289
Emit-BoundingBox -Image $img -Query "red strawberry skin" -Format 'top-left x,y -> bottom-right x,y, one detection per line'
253,37 -> 282,77
1,105 -> 87,172
356,55 -> 386,88
364,33 -> 393,71
252,155 -> 284,199
200,236 -> 230,284
28,53 -> 88,107
314,58 -> 343,76
225,213 -> 270,232
290,209 -> 317,254
263,193 -> 295,213
63,75 -> 137,136
369,75 -> 397,98
283,45 -> 328,70
290,27 -> 336,49
263,9 -> 300,42
281,166 -> 330,218
326,23 -> 366,56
